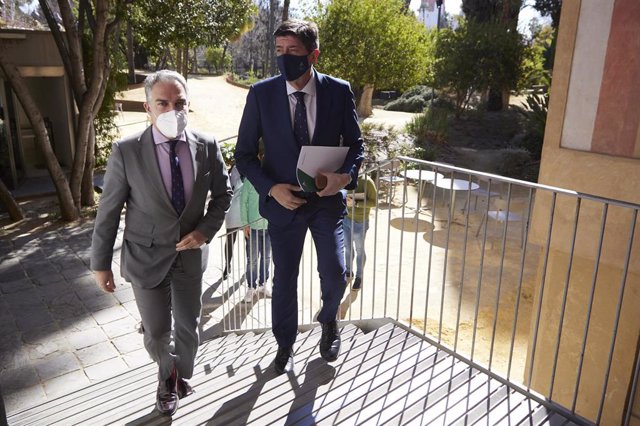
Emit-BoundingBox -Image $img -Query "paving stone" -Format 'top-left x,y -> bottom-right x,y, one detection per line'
58,315 -> 99,332
24,338 -> 71,361
69,273 -> 96,288
0,338 -> 31,371
42,369 -> 91,399
2,384 -> 47,414
83,293 -> 119,311
114,287 -> 135,304
24,263 -> 59,280
76,341 -> 119,368
67,327 -> 109,350
0,316 -> 17,341
111,331 -> 145,355
4,290 -> 45,311
122,348 -> 152,369
0,365 -> 40,392
21,324 -> 70,360
0,278 -> 34,295
0,257 -> 20,272
122,300 -> 141,321
14,307 -> 54,332
84,357 -> 129,382
34,352 -> 81,381
50,299 -> 88,321
30,272 -> 67,287
37,281 -> 75,303
73,281 -> 104,301
0,269 -> 26,282
61,267 -> 91,281
100,315 -> 140,339
91,304 -> 129,325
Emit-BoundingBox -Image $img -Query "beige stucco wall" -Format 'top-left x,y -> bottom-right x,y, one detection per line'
527,1 -> 640,424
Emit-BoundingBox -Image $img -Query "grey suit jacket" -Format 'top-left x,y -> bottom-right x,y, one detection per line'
90,126 -> 232,288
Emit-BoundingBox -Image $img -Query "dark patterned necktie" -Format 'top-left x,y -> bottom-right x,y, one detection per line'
168,140 -> 185,215
293,91 -> 310,146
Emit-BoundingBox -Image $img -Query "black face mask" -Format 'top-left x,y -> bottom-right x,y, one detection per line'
277,53 -> 311,81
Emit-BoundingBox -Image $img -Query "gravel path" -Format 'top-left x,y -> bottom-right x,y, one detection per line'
115,74 -> 417,142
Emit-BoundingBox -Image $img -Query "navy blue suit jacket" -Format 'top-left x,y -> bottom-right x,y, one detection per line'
235,71 -> 364,226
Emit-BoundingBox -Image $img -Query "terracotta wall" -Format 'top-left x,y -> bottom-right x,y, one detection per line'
527,0 -> 640,424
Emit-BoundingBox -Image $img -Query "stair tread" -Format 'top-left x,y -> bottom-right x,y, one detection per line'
8,322 -> 576,426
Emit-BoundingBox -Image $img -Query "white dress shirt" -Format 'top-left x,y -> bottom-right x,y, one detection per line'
285,69 -> 317,143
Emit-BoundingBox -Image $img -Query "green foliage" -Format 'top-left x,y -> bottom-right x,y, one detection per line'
219,141 -> 237,168
406,107 -> 450,146
360,123 -> 417,166
131,0 -> 255,62
520,92 -> 549,160
318,0 -> 432,92
519,24 -> 554,90
205,46 -> 232,74
384,85 -> 436,113
432,20 -> 524,115
534,0 -> 562,29
232,69 -> 261,86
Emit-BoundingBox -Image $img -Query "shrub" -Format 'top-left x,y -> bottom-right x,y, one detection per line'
520,92 -> 549,160
384,85 -> 436,113
360,123 -> 416,167
406,107 -> 450,146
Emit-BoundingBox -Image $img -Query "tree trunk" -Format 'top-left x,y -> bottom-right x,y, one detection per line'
357,84 -> 374,118
282,0 -> 290,21
192,47 -> 198,73
0,56 -> 78,220
81,123 -> 96,206
176,47 -> 183,75
268,0 -> 278,76
183,46 -> 189,77
221,42 -> 228,73
0,177 -> 24,221
486,88 -> 503,111
126,19 -> 136,84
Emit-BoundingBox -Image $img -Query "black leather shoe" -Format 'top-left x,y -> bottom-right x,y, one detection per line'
177,378 -> 194,399
156,367 -> 179,416
274,346 -> 294,374
320,321 -> 341,362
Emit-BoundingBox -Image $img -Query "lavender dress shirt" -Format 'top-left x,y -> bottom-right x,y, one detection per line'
152,126 -> 195,206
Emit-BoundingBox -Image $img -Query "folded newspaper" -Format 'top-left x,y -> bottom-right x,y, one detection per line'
296,146 -> 350,192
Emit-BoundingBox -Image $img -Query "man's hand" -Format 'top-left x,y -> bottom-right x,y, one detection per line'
94,270 -> 116,293
317,172 -> 351,197
270,183 -> 307,210
176,230 -> 207,251
244,226 -> 251,238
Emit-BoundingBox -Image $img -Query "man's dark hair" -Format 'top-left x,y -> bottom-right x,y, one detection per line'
273,19 -> 319,52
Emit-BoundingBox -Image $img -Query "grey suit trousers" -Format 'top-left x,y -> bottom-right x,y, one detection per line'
131,254 -> 203,381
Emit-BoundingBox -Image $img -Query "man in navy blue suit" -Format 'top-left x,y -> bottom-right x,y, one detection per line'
235,19 -> 364,374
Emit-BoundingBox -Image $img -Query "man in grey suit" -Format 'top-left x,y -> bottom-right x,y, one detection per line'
91,70 -> 232,416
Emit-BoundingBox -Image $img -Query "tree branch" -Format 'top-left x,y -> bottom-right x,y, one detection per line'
57,0 -> 87,98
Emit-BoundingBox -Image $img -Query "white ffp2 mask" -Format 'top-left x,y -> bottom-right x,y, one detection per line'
154,110 -> 187,139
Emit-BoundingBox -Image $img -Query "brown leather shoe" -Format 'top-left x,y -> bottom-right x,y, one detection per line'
177,378 -> 194,399
156,367 -> 179,416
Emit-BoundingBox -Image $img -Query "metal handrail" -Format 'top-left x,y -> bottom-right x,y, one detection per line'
214,157 -> 640,425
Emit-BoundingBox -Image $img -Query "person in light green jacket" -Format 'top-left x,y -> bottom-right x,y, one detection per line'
240,179 -> 272,303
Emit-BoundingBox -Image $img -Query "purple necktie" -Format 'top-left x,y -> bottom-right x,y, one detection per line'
293,91 -> 310,146
168,140 -> 185,215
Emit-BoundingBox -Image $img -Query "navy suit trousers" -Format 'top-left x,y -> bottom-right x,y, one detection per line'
268,203 -> 347,348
